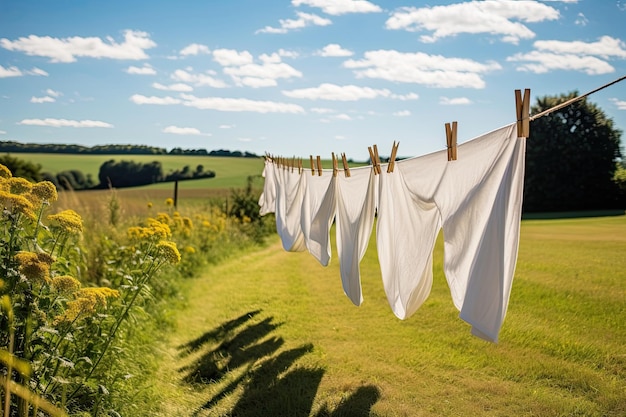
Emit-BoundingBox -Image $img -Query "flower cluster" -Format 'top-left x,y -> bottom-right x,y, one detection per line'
47,209 -> 84,234
15,251 -> 54,283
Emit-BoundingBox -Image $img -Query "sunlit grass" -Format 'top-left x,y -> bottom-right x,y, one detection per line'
150,214 -> 626,416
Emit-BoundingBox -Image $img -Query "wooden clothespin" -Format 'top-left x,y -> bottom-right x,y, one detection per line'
310,155 -> 315,176
341,152 -> 351,177
387,141 -> 400,173
515,89 -> 530,138
445,121 -> 458,161
367,146 -> 377,175
373,145 -> 382,175
367,145 -> 382,175
316,155 -> 322,176
332,152 -> 338,177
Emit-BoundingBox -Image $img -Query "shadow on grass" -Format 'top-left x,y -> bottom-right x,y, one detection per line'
179,310 -> 380,417
314,386 -> 381,417
522,209 -> 625,220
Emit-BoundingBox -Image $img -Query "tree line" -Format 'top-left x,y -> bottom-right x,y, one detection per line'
0,154 -> 216,191
0,141 -> 259,158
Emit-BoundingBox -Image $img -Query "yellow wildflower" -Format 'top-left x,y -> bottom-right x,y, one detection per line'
15,251 -> 53,283
182,216 -> 193,230
165,198 -> 174,207
30,181 -> 58,203
147,201 -> 153,209
8,177 -> 32,195
48,209 -> 83,233
1,192 -> 37,219
146,217 -> 172,239
54,286 -> 120,324
51,275 -> 82,293
0,164 -> 11,179
127,226 -> 150,240
183,245 -> 196,254
155,212 -> 171,225
77,287 -> 120,308
157,241 -> 181,264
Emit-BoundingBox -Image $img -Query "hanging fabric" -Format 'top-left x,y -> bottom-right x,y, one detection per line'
335,167 -> 377,306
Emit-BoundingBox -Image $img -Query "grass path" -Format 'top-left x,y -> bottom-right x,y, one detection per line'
150,216 -> 626,417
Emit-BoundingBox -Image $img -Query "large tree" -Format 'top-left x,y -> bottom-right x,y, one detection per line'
525,91 -> 623,212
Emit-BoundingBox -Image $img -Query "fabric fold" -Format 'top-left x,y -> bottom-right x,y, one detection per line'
335,168 -> 377,306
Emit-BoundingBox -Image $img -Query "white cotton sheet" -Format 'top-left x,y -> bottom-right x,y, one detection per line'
274,165 -> 307,252
258,160 -> 277,216
260,123 -> 526,342
335,167 -> 377,306
384,123 -> 525,342
301,172 -> 337,266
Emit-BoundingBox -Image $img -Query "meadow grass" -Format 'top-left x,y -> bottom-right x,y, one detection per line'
147,214 -> 626,417
7,153 -> 266,189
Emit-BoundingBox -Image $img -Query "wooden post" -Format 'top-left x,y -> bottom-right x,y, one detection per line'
173,180 -> 179,208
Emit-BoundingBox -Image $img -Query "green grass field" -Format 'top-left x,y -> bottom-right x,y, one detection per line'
5,152 -> 266,189
149,214 -> 626,417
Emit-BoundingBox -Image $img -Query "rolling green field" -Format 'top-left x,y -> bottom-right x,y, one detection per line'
150,214 -> 626,417
5,152 -> 266,189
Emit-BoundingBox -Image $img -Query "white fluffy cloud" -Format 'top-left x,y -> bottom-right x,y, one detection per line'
256,11 -> 332,34
162,125 -> 210,136
292,0 -> 382,15
152,82 -> 193,92
129,95 -> 182,105
283,83 -> 403,101
610,98 -> 626,110
130,93 -> 305,114
393,110 -> 411,117
125,64 -> 156,75
508,52 -> 614,74
534,36 -> 626,59
343,50 -> 501,88
0,30 -> 156,63
30,96 -> 55,103
0,65 -> 48,78
18,118 -> 113,128
317,44 -> 353,57
179,94 -> 305,113
0,65 -> 22,78
386,1 -> 560,44
440,96 -> 472,105
212,49 -> 302,88
179,43 -> 211,56
170,69 -> 228,88
29,68 -> 49,76
507,36 -> 626,75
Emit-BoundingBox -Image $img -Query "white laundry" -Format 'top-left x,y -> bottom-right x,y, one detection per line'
274,165 -> 307,252
335,167 -> 377,306
259,160 -> 277,216
261,122 -> 526,342
380,123 -> 525,342
300,172 -> 337,266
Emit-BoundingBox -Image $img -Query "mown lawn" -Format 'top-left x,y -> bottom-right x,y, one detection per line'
150,214 -> 626,417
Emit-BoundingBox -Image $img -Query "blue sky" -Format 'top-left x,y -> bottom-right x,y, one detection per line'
1,0 -> 625,161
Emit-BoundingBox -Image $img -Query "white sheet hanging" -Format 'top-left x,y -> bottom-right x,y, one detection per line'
301,172 -> 337,266
335,167 -> 377,306
380,123 -> 525,342
274,164 -> 307,252
261,122 -> 526,342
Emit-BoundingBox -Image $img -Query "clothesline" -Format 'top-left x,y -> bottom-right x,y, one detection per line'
530,74 -> 626,121
259,77 -> 625,343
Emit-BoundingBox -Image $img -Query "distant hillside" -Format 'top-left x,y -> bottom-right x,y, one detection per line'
0,140 -> 258,158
